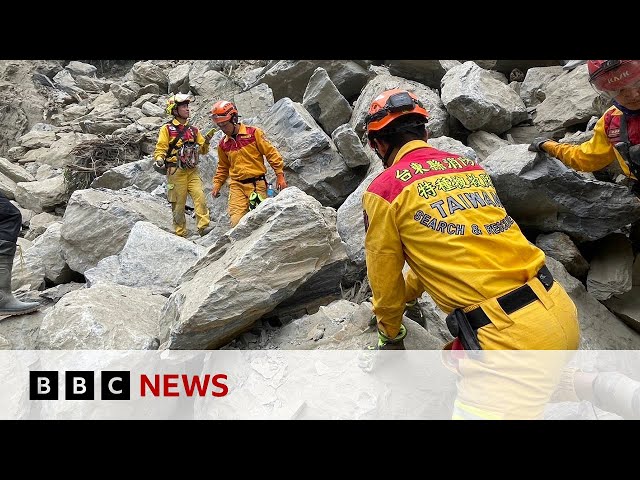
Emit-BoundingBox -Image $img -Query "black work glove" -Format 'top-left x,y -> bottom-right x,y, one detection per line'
152,158 -> 167,175
528,137 -> 552,153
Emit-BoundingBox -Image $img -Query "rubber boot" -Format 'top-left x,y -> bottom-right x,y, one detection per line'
198,225 -> 214,237
0,242 -> 40,316
404,299 -> 427,328
376,324 -> 407,350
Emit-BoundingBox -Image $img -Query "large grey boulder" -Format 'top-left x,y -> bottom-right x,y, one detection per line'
160,187 -> 348,349
36,283 -> 165,350
60,187 -> 174,273
440,61 -> 528,135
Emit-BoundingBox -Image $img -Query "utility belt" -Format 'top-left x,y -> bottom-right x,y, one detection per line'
165,157 -> 196,171
237,175 -> 267,210
237,175 -> 266,185
445,265 -> 554,350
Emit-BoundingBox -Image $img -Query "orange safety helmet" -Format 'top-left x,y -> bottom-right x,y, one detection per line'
165,93 -> 192,116
364,89 -> 428,134
210,100 -> 239,124
588,60 -> 640,94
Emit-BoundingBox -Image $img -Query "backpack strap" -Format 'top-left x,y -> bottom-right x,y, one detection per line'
616,114 -> 640,181
620,113 -> 629,144
166,123 -> 192,159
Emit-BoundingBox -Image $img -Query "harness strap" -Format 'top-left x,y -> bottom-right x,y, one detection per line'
615,114 -> 640,178
166,123 -> 193,160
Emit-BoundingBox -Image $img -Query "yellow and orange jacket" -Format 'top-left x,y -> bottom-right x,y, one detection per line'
543,105 -> 640,181
363,140 -> 546,329
213,123 -> 284,190
153,119 -> 210,164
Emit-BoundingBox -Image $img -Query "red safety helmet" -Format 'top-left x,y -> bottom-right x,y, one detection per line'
210,100 -> 239,124
588,60 -> 640,97
364,89 -> 428,134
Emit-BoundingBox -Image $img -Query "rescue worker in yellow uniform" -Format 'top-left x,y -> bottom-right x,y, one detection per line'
529,60 -> 640,247
153,94 -> 214,238
362,89 -> 580,419
210,100 -> 288,227
530,60 -> 640,188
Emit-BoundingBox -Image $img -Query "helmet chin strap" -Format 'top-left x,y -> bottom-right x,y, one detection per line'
383,148 -> 395,168
379,146 -> 396,169
372,139 -> 395,168
373,149 -> 395,169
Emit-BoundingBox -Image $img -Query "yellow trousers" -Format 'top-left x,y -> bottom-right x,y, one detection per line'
228,179 -> 268,227
167,166 -> 210,237
458,281 -> 578,419
405,267 -> 580,418
422,270 -> 580,419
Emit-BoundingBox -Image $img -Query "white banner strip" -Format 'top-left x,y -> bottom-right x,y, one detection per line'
2,350 -> 638,420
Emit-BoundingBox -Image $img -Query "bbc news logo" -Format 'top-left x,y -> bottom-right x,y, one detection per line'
30,371 -> 131,400
29,371 -> 229,400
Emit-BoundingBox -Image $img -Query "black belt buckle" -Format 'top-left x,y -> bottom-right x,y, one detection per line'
446,308 -> 482,351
